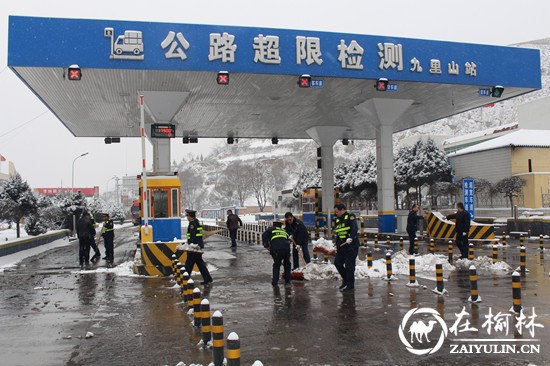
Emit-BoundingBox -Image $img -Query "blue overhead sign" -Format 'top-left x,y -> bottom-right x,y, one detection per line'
463,178 -> 475,220
8,16 -> 541,89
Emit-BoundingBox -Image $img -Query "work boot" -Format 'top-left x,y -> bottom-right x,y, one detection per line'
338,282 -> 347,289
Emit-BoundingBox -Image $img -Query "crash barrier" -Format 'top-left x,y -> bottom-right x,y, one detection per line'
424,211 -> 495,242
135,241 -> 189,276
0,229 -> 70,257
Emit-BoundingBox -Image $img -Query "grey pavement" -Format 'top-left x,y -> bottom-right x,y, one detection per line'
1,227 -> 549,366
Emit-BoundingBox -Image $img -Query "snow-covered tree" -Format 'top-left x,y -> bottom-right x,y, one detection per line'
293,169 -> 321,197
335,153 -> 376,193
250,161 -> 274,212
52,190 -> 88,230
0,173 -> 38,238
24,213 -> 47,235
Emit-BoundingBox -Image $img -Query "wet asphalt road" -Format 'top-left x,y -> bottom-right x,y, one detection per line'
1,227 -> 550,366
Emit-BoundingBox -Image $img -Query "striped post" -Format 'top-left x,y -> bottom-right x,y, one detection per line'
385,252 -> 392,280
227,332 -> 241,366
193,287 -> 202,327
323,252 -> 329,263
429,239 -> 435,255
171,254 -> 177,277
212,311 -> 224,366
520,246 -> 526,273
448,241 -> 453,263
492,245 -> 498,264
468,265 -> 481,302
187,279 -> 195,308
386,236 -> 391,251
367,251 -> 373,269
312,247 -> 318,262
201,299 -> 211,346
432,263 -> 447,294
399,237 -> 404,251
174,262 -> 182,288
468,243 -> 474,260
502,235 -> 507,246
406,258 -> 417,287
511,271 -> 522,314
182,271 -> 190,302
360,218 -> 365,245
520,234 -> 525,247
539,235 -> 544,252
374,235 -> 379,250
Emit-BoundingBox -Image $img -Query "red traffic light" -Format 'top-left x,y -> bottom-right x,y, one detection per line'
68,65 -> 81,80
217,71 -> 229,85
375,78 -> 388,91
298,74 -> 311,88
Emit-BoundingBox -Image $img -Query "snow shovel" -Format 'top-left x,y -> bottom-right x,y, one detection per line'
290,237 -> 306,280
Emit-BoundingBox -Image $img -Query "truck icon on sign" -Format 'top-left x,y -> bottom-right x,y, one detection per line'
104,27 -> 144,60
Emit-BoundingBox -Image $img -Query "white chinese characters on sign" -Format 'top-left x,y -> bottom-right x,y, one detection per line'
465,62 -> 477,77
377,43 -> 403,71
161,31 -> 190,60
209,32 -> 237,63
410,57 -> 423,73
296,36 -> 323,65
429,59 -> 442,74
253,35 -> 281,64
337,40 -> 364,70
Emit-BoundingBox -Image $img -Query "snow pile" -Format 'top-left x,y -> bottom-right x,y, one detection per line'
312,238 -> 336,256
176,243 -> 203,253
454,256 -> 512,271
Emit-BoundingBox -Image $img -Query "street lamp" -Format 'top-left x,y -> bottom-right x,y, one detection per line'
72,152 -> 89,190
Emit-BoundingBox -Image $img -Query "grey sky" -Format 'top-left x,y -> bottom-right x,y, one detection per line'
1,0 -> 549,192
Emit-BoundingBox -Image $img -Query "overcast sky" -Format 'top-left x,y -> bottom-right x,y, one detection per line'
1,0 -> 549,193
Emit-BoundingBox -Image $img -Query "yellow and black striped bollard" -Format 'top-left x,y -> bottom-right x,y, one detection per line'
367,251 -> 373,269
429,239 -> 435,255
171,254 -> 178,277
227,332 -> 240,366
468,243 -> 474,260
312,247 -> 318,262
187,279 -> 195,308
399,237 -> 404,251
520,234 -> 525,248
492,245 -> 498,264
432,263 -> 447,294
193,287 -> 202,327
468,265 -> 481,302
201,298 -> 211,346
511,271 -> 522,314
212,311 -> 224,366
448,240 -> 453,263
502,235 -> 507,246
406,258 -> 419,287
539,235 -> 544,252
385,252 -> 393,280
386,236 -> 391,251
414,237 -> 418,255
520,246 -> 526,273
182,271 -> 190,302
374,235 -> 379,251
176,262 -> 185,288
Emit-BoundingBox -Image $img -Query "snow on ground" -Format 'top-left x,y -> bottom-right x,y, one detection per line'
0,234 -> 71,272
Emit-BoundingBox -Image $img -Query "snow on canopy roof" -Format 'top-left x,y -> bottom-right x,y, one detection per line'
449,129 -> 550,157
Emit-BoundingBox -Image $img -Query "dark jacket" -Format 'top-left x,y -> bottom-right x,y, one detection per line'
284,218 -> 309,244
226,214 -> 243,230
407,210 -> 418,232
262,226 -> 290,252
77,217 -> 96,240
446,210 -> 471,235
101,219 -> 114,239
187,218 -> 204,248
334,212 -> 359,248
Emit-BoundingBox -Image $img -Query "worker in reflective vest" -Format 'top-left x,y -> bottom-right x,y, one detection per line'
262,221 -> 291,286
333,203 -> 359,291
101,213 -> 115,267
185,209 -> 213,285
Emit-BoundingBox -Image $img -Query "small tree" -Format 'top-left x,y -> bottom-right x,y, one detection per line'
0,174 -> 38,238
494,176 -> 526,216
24,214 -> 48,236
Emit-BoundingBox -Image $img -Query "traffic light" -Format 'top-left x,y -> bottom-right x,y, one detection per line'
316,147 -> 322,169
217,71 -> 229,85
298,74 -> 311,88
491,85 -> 504,98
68,65 -> 81,80
375,78 -> 388,91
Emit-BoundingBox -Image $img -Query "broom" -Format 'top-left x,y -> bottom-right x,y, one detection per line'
290,237 -> 307,280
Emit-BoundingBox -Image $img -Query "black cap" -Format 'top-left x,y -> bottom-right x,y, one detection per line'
273,221 -> 282,227
185,209 -> 196,215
